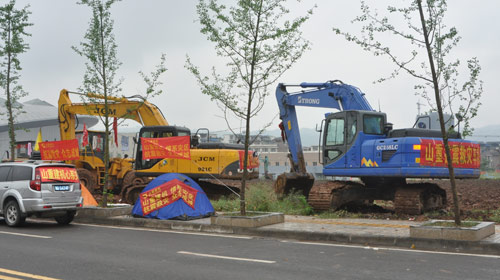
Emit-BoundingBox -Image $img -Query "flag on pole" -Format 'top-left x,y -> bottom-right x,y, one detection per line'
113,117 -> 118,147
82,123 -> 89,147
34,128 -> 42,152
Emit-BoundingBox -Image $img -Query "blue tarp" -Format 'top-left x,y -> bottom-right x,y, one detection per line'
132,173 -> 214,220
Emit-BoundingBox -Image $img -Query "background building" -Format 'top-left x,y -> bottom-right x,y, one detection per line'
0,98 -> 98,160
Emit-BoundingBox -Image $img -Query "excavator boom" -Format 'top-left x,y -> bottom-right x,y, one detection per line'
58,89 -> 167,142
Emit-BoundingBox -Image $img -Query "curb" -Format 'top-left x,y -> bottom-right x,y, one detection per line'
74,207 -> 500,256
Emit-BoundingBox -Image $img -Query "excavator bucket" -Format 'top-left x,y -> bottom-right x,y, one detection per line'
274,172 -> 315,199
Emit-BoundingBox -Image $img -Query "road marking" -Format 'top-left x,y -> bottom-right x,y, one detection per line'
0,268 -> 61,280
0,231 -> 51,239
0,274 -> 22,280
177,251 -> 276,264
76,223 -> 253,239
291,241 -> 500,259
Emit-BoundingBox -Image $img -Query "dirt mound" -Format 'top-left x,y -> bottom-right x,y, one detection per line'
434,179 -> 500,210
313,179 -> 500,221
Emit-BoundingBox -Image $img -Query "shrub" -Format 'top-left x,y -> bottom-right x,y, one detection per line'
210,181 -> 313,215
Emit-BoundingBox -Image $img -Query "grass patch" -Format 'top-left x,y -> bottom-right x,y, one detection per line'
317,209 -> 363,219
217,211 -> 271,217
491,210 -> 500,223
211,182 -> 313,216
423,221 -> 479,227
480,172 -> 500,179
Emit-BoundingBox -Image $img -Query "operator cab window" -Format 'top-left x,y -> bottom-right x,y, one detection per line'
141,131 -> 174,138
363,115 -> 384,135
92,134 -> 104,152
326,118 -> 344,146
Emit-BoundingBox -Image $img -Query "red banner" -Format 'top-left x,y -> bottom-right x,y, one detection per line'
238,150 -> 259,170
420,139 -> 480,168
39,139 -> 80,161
140,179 -> 198,215
38,167 -> 79,183
141,136 -> 191,160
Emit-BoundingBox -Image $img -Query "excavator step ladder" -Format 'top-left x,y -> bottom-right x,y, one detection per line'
98,167 -> 105,186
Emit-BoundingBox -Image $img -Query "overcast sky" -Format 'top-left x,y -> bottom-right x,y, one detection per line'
12,0 -> 500,136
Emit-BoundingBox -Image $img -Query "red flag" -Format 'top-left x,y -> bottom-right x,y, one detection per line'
82,123 -> 89,147
113,117 -> 118,147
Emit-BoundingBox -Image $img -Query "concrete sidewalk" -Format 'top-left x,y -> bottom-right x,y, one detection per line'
74,207 -> 500,256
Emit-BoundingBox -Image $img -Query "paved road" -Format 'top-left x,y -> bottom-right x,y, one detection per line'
1,218 -> 499,280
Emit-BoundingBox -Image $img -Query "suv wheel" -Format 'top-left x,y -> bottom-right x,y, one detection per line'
54,211 -> 76,225
4,200 -> 26,227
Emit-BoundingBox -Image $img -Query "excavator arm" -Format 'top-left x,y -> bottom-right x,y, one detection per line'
58,89 -> 168,141
276,80 -> 373,175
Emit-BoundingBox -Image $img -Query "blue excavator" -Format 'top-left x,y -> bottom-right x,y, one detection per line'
275,80 -> 480,214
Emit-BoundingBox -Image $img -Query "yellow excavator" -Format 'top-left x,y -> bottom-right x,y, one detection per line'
58,89 -> 259,203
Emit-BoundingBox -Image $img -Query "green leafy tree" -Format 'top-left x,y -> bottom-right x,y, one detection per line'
333,0 -> 483,225
115,53 -> 167,127
139,53 -> 167,99
73,0 -> 122,206
186,0 -> 313,215
0,0 -> 32,161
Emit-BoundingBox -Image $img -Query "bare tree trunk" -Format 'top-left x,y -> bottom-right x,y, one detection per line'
240,0 -> 264,216
417,0 -> 460,225
99,5 -> 110,207
6,22 -> 15,162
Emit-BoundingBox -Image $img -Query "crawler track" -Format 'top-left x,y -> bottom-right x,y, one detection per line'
305,180 -> 446,214
394,183 -> 446,215
308,181 -> 358,211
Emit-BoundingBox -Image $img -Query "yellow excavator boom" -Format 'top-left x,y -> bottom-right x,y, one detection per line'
58,89 -> 168,142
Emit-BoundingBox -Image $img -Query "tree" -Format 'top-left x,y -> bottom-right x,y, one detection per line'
73,0 -> 122,206
186,0 -> 313,215
115,53 -> 167,126
333,0 -> 483,225
0,0 -> 32,162
139,53 -> 167,100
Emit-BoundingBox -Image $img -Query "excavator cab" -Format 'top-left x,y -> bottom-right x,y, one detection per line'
75,130 -> 106,162
135,126 -> 191,170
322,110 -> 387,168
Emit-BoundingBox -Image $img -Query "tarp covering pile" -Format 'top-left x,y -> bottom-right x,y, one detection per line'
132,173 -> 214,220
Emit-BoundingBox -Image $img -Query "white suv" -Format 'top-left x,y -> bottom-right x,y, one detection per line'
0,161 -> 83,227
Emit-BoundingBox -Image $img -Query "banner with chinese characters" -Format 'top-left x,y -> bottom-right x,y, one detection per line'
141,136 -> 191,160
238,150 -> 259,170
38,167 -> 80,183
39,139 -> 80,161
420,139 -> 480,168
140,179 -> 198,215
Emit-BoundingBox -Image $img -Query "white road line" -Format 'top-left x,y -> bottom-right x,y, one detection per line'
291,241 -> 500,259
0,231 -> 51,239
76,223 -> 253,239
178,251 -> 276,264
